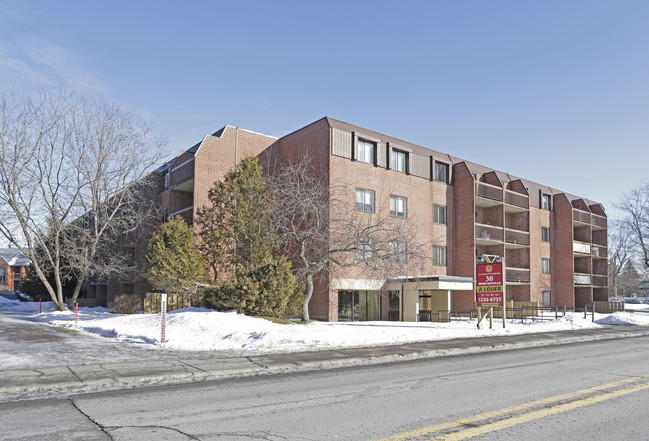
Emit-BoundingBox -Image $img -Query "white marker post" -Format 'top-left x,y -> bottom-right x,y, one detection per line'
160,293 -> 168,344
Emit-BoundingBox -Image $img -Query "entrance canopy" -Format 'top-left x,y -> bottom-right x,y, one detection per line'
386,275 -> 474,291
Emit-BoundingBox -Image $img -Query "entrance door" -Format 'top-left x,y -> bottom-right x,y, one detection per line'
388,290 -> 400,321
419,290 -> 432,321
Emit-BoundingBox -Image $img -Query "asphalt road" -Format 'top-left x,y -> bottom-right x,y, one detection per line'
3,334 -> 649,441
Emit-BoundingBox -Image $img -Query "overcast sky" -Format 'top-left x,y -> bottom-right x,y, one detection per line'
1,0 -> 647,215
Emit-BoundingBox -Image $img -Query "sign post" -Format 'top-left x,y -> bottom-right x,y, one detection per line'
476,255 -> 506,328
160,293 -> 168,344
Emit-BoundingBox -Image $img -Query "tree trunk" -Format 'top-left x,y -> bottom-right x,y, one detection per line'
67,279 -> 84,311
302,273 -> 314,321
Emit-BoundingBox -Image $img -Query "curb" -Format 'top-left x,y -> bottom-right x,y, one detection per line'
2,326 -> 649,402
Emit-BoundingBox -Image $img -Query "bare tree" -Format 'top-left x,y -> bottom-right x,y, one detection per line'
268,155 -> 429,320
0,89 -> 162,311
608,220 -> 633,297
618,183 -> 649,270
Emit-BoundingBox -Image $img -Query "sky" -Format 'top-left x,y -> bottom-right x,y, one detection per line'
0,0 -> 647,216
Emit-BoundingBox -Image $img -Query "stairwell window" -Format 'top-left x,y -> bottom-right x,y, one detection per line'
390,240 -> 407,263
542,194 -> 551,210
542,258 -> 551,274
542,226 -> 550,242
435,162 -> 449,184
357,139 -> 376,165
433,204 -> 447,225
390,195 -> 407,218
355,188 -> 375,213
433,245 -> 447,266
542,290 -> 551,306
391,149 -> 407,173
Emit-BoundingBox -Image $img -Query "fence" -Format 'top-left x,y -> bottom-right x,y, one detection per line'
593,301 -> 624,314
144,293 -> 191,314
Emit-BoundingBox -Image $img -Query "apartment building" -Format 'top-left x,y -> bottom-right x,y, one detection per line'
90,117 -> 608,322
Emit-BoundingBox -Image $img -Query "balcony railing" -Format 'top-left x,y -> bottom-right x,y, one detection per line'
505,267 -> 530,283
592,214 -> 607,229
505,229 -> 530,246
573,241 -> 591,255
475,224 -> 504,243
573,210 -> 591,224
504,191 -> 528,208
475,183 -> 503,202
592,245 -> 607,258
592,274 -> 607,287
574,273 -> 592,285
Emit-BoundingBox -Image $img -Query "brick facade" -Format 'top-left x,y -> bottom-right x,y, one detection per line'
96,117 -> 608,319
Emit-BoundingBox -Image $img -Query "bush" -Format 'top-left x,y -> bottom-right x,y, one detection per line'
109,294 -> 143,314
202,257 -> 303,318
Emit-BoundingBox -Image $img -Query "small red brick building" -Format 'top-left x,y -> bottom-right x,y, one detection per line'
0,248 -> 30,292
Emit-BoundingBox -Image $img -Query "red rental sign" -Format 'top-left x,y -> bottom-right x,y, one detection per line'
476,262 -> 503,306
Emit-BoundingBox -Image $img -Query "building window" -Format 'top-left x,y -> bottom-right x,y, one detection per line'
357,139 -> 375,165
542,194 -> 551,210
390,195 -> 407,218
163,171 -> 170,190
162,209 -> 169,223
542,290 -> 551,307
542,258 -> 551,274
541,226 -> 550,242
13,267 -> 21,281
0,268 -> 5,284
355,237 -> 375,262
435,162 -> 449,183
391,149 -> 407,173
433,204 -> 447,225
433,245 -> 447,266
390,240 -> 407,263
355,188 -> 375,213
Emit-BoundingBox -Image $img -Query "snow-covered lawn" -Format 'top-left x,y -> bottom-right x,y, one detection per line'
2,297 -> 649,354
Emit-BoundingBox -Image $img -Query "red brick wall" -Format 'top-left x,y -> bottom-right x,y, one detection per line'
450,163 -> 476,310
552,194 -> 576,307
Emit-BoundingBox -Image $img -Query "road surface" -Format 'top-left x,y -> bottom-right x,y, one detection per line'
2,334 -> 648,440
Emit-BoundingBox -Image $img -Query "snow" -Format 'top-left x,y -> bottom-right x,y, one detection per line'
2,296 -> 649,354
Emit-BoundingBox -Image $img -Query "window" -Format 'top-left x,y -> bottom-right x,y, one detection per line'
390,240 -> 407,263
433,204 -> 447,225
162,209 -> 169,223
163,171 -> 170,190
542,290 -> 551,307
391,149 -> 407,173
435,162 -> 449,183
355,237 -> 375,261
355,188 -> 375,213
433,245 -> 447,266
542,194 -> 551,210
13,267 -> 21,281
390,195 -> 407,218
357,139 -> 375,165
542,227 -> 550,242
0,268 -> 5,284
542,258 -> 551,274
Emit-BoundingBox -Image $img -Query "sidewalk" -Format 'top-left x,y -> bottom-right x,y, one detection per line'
2,322 -> 649,403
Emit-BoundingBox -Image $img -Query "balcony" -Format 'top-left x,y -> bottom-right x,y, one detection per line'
475,224 -> 504,245
592,245 -> 607,259
475,182 -> 503,207
592,214 -> 607,230
573,241 -> 591,256
505,229 -> 530,248
574,273 -> 592,286
505,267 -> 530,284
592,274 -> 607,287
504,191 -> 529,212
573,210 -> 591,226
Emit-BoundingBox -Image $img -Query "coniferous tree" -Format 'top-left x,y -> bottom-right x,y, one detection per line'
141,216 -> 207,295
197,156 -> 303,317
